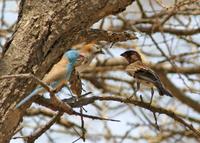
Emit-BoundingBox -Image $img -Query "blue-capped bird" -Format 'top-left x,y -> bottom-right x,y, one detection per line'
16,49 -> 85,108
120,50 -> 173,97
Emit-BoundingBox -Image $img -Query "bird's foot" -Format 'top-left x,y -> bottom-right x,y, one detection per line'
52,88 -> 59,94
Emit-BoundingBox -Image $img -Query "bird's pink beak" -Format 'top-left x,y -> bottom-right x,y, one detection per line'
78,54 -> 85,61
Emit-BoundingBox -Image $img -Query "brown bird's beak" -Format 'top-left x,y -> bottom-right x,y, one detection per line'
120,52 -> 126,57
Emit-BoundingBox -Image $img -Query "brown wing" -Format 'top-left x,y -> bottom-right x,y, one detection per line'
134,68 -> 161,84
125,61 -> 145,77
125,62 -> 158,87
69,69 -> 82,97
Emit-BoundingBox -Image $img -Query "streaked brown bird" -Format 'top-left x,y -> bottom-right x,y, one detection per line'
120,50 -> 173,97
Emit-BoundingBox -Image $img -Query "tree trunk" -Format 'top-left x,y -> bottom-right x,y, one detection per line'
0,0 -> 134,142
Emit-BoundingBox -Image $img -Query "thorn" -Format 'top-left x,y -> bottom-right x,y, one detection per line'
153,112 -> 160,130
149,88 -> 154,105
140,95 -> 144,102
81,107 -> 87,113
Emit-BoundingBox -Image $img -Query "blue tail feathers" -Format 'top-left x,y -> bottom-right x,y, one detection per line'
15,87 -> 43,108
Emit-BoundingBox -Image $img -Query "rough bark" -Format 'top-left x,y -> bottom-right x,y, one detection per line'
0,0 -> 134,142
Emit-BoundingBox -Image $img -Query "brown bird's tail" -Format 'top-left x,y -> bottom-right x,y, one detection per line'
156,84 -> 173,97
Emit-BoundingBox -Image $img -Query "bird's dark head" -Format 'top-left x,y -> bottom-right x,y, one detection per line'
120,50 -> 142,64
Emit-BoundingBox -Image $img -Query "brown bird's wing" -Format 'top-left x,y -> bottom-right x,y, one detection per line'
125,61 -> 146,76
134,68 -> 161,84
127,62 -> 161,85
126,62 -> 155,86
134,66 -> 172,97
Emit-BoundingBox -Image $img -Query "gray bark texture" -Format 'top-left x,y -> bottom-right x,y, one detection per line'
0,0 -> 134,142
